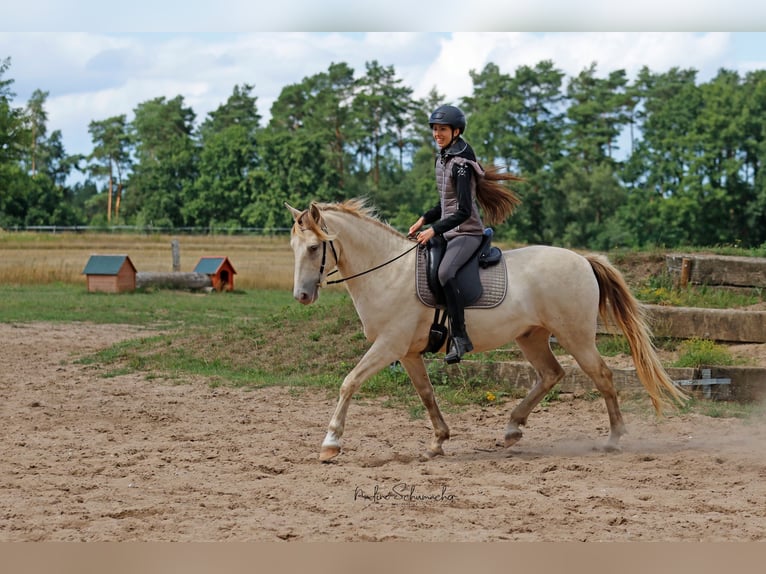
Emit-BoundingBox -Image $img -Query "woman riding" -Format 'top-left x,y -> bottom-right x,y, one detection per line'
409,104 -> 522,364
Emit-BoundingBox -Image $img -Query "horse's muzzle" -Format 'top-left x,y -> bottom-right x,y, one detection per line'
294,287 -> 318,305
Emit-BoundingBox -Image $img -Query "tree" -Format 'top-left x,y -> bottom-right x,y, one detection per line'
565,63 -> 632,167
268,62 -> 357,183
185,84 -> 261,228
198,83 -> 261,138
88,115 -> 132,223
693,69 -> 754,246
384,87 -> 446,231
462,63 -> 517,167
0,57 -> 29,167
254,63 -> 358,226
124,96 -> 196,227
0,57 -> 30,226
627,67 -> 703,246
558,163 -> 628,249
350,60 -> 415,196
740,70 -> 766,245
244,127 -> 342,229
25,89 -> 50,177
0,57 -> 27,167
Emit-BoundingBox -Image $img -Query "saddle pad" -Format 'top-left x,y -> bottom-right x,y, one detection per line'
416,245 -> 508,309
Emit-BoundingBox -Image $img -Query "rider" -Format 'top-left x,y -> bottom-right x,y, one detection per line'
409,104 -> 486,364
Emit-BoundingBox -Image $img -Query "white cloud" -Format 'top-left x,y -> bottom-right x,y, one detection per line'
0,31 -> 756,163
415,32 -> 735,104
414,33 -> 501,103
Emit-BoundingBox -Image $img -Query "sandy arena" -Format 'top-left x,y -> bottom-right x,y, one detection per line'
1,322 -> 764,542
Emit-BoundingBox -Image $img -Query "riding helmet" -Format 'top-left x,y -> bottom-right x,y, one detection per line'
429,104 -> 467,134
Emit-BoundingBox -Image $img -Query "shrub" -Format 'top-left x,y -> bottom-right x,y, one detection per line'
673,338 -> 735,368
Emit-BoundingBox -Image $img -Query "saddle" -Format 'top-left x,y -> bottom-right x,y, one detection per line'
416,229 -> 508,354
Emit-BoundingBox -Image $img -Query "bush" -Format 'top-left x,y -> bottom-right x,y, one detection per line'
673,338 -> 735,368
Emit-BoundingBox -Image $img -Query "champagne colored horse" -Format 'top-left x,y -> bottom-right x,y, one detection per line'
286,200 -> 687,462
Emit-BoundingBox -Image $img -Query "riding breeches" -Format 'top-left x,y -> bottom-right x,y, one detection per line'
437,234 -> 483,286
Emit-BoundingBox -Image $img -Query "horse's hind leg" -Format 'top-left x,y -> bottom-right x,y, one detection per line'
505,327 -> 565,447
559,336 -> 626,451
400,353 -> 450,459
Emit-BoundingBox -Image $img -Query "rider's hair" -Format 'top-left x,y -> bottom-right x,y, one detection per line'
476,166 -> 523,225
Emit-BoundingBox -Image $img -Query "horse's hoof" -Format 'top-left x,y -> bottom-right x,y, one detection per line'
504,429 -> 523,447
603,443 -> 622,453
423,446 -> 444,460
319,445 -> 341,462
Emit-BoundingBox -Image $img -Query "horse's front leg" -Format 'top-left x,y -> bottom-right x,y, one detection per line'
399,353 -> 450,459
320,341 -> 399,462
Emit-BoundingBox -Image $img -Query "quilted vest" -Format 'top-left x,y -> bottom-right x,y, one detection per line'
436,143 -> 485,240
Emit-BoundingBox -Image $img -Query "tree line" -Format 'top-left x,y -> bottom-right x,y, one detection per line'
2,55 -> 766,250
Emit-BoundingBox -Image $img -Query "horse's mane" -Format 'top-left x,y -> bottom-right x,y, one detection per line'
308,198 -> 405,240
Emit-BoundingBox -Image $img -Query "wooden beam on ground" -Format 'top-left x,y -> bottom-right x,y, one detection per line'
443,361 -> 766,402
643,304 -> 766,343
135,271 -> 212,290
666,253 -> 766,288
598,305 -> 766,343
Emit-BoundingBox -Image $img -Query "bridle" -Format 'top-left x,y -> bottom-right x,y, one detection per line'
318,239 -> 339,285
317,238 -> 419,287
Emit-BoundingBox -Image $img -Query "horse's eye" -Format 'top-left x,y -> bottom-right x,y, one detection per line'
308,244 -> 320,253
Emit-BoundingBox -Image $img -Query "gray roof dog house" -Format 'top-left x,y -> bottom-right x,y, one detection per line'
193,256 -> 237,292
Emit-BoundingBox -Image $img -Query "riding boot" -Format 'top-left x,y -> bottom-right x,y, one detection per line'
443,278 -> 473,364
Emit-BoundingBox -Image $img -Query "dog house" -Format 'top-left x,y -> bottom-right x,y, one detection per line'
82,254 -> 137,293
193,256 -> 237,292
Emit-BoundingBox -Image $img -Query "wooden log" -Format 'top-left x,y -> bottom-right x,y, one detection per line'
645,304 -> 766,343
667,254 -> 766,288
600,305 -> 766,343
135,271 -> 212,290
439,361 -> 766,402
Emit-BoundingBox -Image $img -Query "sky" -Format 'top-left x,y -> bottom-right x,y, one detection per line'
3,1 -> 766,170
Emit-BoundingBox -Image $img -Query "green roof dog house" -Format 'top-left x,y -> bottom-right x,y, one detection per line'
82,255 -> 137,293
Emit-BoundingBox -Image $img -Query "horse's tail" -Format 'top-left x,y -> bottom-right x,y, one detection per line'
586,255 -> 688,415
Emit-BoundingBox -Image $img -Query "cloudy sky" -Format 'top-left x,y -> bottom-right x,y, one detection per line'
3,2 -> 766,163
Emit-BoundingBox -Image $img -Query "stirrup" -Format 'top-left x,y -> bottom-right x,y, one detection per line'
445,336 -> 473,364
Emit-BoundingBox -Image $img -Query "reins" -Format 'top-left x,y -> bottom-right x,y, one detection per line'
321,240 -> 419,286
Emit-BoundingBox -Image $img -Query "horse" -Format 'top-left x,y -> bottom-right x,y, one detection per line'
286,199 -> 687,462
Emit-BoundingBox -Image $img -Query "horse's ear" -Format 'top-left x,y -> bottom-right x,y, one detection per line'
285,202 -> 302,222
309,202 -> 323,226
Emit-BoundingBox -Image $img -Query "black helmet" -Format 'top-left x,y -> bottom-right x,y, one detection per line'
429,104 -> 466,135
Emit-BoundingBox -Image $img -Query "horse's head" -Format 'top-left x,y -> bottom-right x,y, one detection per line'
285,202 -> 336,305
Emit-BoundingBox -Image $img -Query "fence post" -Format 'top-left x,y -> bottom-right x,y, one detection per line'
679,257 -> 692,287
171,239 -> 181,272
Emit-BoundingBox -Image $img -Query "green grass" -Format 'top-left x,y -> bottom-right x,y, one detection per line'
635,271 -> 763,308
0,282 -> 366,386
596,334 -> 633,356
609,243 -> 766,261
540,388 -> 561,407
0,282 -> 760,420
0,282 -> 296,326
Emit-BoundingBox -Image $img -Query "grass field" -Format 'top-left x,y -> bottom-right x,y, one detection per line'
0,231 -> 295,290
1,231 -> 763,416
